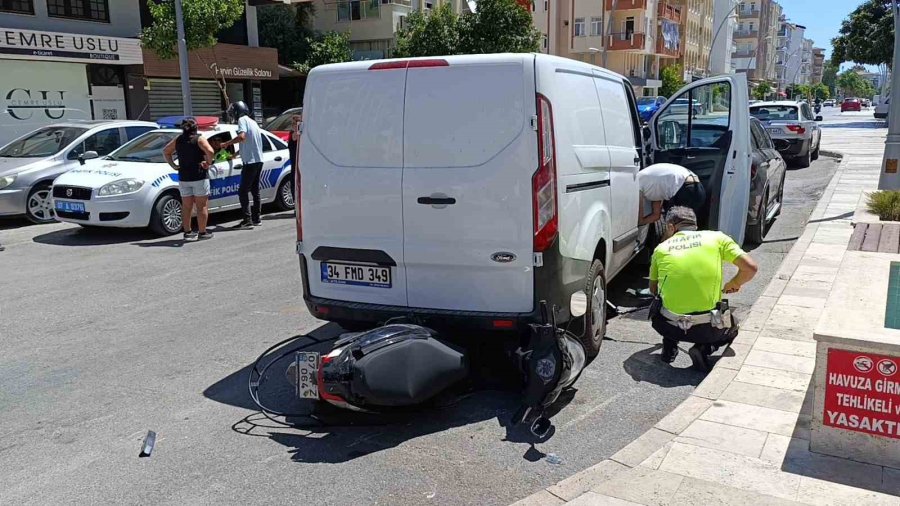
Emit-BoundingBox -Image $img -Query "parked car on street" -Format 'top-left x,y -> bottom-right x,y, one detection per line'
750,101 -> 822,168
0,120 -> 158,224
746,118 -> 787,244
297,54 -> 751,357
636,96 -> 666,122
265,107 -> 302,142
875,97 -> 890,119
52,121 -> 294,235
842,98 -> 862,112
670,97 -> 704,116
823,99 -> 835,107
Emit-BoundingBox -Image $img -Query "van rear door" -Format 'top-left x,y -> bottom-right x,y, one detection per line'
299,62 -> 409,307
401,55 -> 538,313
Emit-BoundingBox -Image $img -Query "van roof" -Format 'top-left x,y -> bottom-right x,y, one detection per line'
310,53 -> 628,83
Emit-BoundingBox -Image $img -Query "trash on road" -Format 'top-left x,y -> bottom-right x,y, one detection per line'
139,430 -> 156,457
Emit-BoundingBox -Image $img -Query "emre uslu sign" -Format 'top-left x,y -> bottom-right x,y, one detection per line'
824,349 -> 900,438
142,43 -> 279,81
0,28 -> 142,65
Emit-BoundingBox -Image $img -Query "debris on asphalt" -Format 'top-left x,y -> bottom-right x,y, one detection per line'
139,430 -> 156,457
545,453 -> 563,465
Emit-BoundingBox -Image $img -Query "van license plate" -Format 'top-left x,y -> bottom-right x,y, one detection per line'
321,262 -> 392,288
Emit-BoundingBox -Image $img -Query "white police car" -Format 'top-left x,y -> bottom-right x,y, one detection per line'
52,121 -> 294,235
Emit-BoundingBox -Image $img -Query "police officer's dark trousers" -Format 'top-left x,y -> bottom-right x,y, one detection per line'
651,313 -> 739,355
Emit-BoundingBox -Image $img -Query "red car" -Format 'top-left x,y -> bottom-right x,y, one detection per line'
841,98 -> 862,112
265,107 -> 302,142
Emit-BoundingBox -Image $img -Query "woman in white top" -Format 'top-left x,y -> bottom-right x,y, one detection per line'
638,163 -> 707,226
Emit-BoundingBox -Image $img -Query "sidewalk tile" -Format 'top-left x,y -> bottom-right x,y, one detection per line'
762,275 -> 790,299
796,477 -> 900,506
732,330 -> 761,346
784,276 -> 834,293
744,349 -> 816,375
567,492 -> 644,506
760,433 -> 808,466
640,442 -> 673,470
669,476 -> 798,506
675,419 -> 768,458
776,294 -> 828,310
592,466 -> 684,506
658,443 -> 801,500
715,343 -> 752,370
734,365 -> 812,392
511,490 -> 566,506
781,285 -> 832,300
611,428 -> 675,467
754,337 -> 816,358
546,460 -> 628,502
739,310 -> 771,332
751,296 -> 779,312
699,400 -> 802,438
691,367 -> 738,400
720,381 -> 807,413
654,396 -> 713,435
765,301 -> 825,333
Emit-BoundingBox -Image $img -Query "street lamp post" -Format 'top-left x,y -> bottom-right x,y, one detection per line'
174,0 -> 192,116
879,0 -> 900,190
710,0 -> 740,74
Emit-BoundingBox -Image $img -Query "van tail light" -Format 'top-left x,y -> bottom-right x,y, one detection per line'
533,94 -> 558,253
786,124 -> 806,134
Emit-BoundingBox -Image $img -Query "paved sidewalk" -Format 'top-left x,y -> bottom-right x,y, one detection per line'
514,116 -> 899,506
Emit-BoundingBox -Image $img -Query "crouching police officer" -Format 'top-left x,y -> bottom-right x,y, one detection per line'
649,206 -> 759,372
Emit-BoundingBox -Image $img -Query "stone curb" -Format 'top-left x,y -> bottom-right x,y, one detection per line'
512,147 -> 855,506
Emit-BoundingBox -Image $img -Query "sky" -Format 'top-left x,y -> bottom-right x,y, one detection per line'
774,0 -> 859,68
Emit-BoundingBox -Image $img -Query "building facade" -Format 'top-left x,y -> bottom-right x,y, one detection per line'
775,16 -> 805,92
811,47 -> 825,85
710,0 -> 738,75
678,0 -> 714,81
732,0 -> 780,84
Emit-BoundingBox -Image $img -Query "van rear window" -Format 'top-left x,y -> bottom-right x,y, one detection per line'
404,63 -> 526,168
305,68 -> 406,168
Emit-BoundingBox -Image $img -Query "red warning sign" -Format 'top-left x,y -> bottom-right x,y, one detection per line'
824,349 -> 900,439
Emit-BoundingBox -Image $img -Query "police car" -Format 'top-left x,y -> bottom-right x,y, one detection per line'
52,119 -> 294,235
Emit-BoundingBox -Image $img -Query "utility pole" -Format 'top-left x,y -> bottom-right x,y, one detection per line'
175,0 -> 193,116
880,0 -> 900,190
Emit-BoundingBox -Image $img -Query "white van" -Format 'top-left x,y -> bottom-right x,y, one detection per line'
296,54 -> 750,356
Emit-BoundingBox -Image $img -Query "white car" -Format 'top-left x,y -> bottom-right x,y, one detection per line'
297,54 -> 751,355
875,98 -> 890,120
749,101 -> 822,168
52,123 -> 294,235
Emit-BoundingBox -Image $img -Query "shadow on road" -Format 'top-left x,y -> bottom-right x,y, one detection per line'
622,345 -> 705,388
204,322 -> 565,464
0,217 -> 33,231
819,121 -> 884,129
32,226 -> 153,246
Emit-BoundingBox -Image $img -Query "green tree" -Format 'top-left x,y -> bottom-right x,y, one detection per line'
837,69 -> 873,97
140,0 -> 245,60
813,83 -> 831,100
753,81 -> 772,101
659,65 -> 685,98
393,3 -> 460,58
822,60 -> 839,96
457,0 -> 540,54
258,3 -> 315,66
294,31 -> 353,74
831,0 -> 894,68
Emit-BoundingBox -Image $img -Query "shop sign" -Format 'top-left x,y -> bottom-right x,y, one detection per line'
824,349 -> 900,439
0,28 -> 142,65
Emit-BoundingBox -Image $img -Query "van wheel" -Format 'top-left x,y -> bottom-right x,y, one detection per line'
581,260 -> 607,358
275,175 -> 295,211
149,194 -> 182,236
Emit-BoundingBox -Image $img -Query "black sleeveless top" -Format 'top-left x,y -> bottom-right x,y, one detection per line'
175,134 -> 207,182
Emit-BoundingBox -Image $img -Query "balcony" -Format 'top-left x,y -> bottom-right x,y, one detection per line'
732,50 -> 755,58
608,32 -> 645,51
655,35 -> 680,57
738,8 -> 760,19
733,29 -> 759,39
605,0 -> 646,10
657,1 -> 682,23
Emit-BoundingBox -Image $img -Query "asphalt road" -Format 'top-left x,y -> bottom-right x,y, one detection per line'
0,122 -> 841,505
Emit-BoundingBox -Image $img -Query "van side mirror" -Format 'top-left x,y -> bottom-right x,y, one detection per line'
570,291 -> 587,318
77,150 -> 99,166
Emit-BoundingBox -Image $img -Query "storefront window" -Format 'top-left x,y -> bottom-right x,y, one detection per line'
47,0 -> 109,22
0,0 -> 33,14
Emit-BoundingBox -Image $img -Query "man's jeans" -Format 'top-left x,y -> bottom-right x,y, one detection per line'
239,162 -> 263,223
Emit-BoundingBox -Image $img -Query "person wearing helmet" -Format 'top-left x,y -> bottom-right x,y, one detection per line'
222,101 -> 264,229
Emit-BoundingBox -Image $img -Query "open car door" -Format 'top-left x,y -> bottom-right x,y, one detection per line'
650,75 -> 751,244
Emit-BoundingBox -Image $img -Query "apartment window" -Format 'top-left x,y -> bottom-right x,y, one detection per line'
0,0 -> 33,14
750,2 -> 756,11
337,0 -> 378,22
544,0 -> 548,11
574,17 -> 586,37
749,22 -> 754,32
542,34 -> 548,50
47,0 -> 109,22
590,17 -> 602,36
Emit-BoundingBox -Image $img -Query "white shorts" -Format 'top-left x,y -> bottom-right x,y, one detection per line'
179,179 -> 210,197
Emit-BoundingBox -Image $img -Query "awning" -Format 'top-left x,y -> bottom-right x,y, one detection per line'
628,77 -> 663,88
